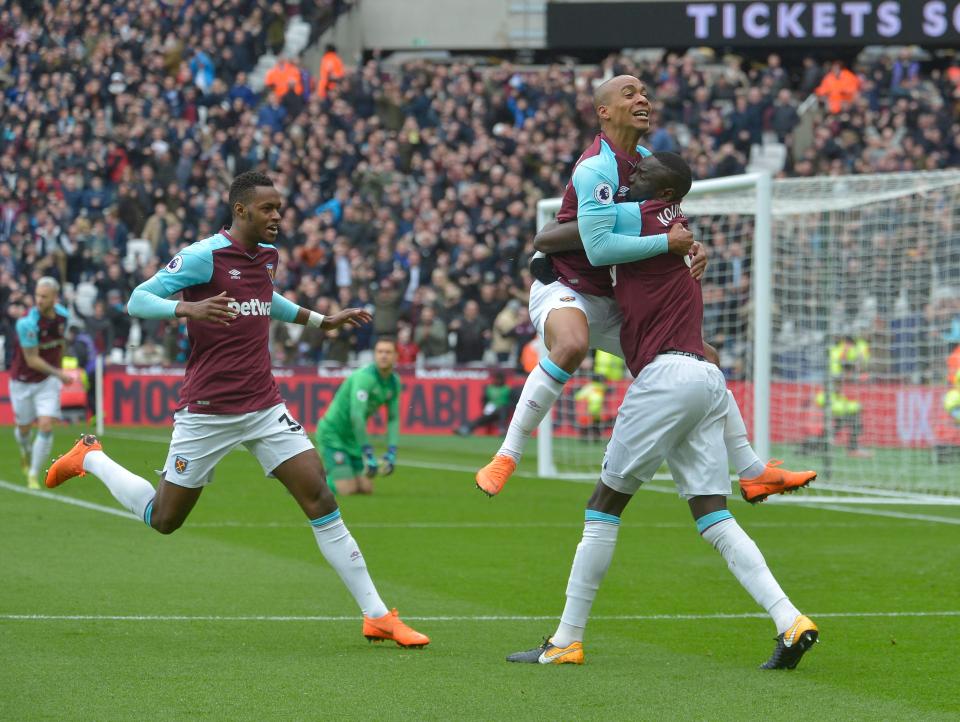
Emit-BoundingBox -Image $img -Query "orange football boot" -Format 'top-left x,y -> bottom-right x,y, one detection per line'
362,609 -> 430,648
475,454 -> 517,497
45,434 -> 102,489
739,459 -> 816,504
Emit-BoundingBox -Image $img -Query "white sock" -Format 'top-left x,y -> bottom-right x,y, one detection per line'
15,427 -> 32,457
83,450 -> 156,521
701,516 -> 800,634
498,362 -> 568,461
311,510 -> 389,619
723,391 -> 765,477
553,516 -> 620,647
30,431 -> 54,477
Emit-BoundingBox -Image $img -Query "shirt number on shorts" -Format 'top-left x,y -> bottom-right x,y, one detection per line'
278,412 -> 303,433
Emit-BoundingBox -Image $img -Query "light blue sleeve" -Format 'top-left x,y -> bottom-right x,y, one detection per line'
128,276 -> 181,319
573,157 -> 668,266
271,292 -> 300,322
15,315 -> 39,348
127,245 -> 215,320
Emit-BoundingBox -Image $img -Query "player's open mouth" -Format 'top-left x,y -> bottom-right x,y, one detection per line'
634,110 -> 649,119
266,225 -> 279,236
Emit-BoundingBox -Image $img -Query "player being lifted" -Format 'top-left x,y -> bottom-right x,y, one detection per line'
507,152 -> 818,669
8,277 -> 71,489
45,171 -> 429,649
316,338 -> 400,496
475,75 -> 815,504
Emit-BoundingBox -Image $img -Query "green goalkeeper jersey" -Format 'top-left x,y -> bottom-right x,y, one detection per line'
317,364 -> 401,455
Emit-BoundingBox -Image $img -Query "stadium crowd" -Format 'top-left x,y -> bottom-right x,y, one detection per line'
2,0 -> 960,377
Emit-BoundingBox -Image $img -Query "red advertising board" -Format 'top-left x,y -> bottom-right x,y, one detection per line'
2,368 -> 957,448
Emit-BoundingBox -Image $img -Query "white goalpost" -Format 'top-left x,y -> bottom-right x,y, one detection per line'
535,169 -> 960,504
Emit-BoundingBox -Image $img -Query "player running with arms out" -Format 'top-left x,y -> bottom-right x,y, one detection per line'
476,74 -> 814,504
45,171 -> 429,649
8,277 -> 71,489
507,154 -> 818,669
316,338 -> 401,496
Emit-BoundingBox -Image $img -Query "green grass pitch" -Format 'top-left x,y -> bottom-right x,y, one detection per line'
2,426 -> 959,720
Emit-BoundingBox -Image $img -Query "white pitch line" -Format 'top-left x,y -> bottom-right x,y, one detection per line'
1,611 -> 957,623
0,480 -> 136,519
788,503 -> 960,526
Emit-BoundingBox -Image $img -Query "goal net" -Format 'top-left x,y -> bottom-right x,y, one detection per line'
536,170 -> 960,503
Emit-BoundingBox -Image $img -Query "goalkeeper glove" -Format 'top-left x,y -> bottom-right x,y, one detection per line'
362,446 -> 378,478
380,446 -> 397,476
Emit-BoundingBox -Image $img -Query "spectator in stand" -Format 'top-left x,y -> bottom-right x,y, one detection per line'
395,324 -> 419,365
415,306 -> 449,363
317,44 -> 345,99
373,277 -> 403,340
265,55 -> 304,100
451,300 -> 489,365
816,61 -> 862,113
491,300 -> 521,365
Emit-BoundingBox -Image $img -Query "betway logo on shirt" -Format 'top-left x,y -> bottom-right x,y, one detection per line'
228,299 -> 272,316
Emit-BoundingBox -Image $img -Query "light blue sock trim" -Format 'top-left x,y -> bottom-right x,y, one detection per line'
309,508 -> 342,527
696,509 -> 733,534
143,498 -> 155,528
540,358 -> 572,384
585,509 -> 621,525
37,430 -> 53,439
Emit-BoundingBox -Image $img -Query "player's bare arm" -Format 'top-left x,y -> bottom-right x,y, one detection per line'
292,306 -> 373,330
535,215 -> 707,279
22,345 -> 71,383
534,219 -> 582,253
175,290 -> 238,326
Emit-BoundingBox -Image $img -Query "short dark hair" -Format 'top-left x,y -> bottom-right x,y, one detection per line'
653,152 -> 693,199
374,337 -> 397,349
228,171 -> 274,208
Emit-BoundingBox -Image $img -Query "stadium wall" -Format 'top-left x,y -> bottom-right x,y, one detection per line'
355,0 -> 544,49
2,371 -> 955,447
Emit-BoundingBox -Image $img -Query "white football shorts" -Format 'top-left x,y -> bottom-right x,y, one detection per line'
528,280 -> 624,357
600,353 -> 731,499
162,402 -> 315,488
9,376 -> 62,425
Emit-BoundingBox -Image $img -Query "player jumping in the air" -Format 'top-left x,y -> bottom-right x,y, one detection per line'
45,171 -> 429,649
475,75 -> 815,504
507,153 -> 818,669
8,277 -> 71,489
316,338 -> 401,496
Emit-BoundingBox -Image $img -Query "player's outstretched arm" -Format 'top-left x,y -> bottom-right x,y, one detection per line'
270,292 -> 372,330
316,307 -> 373,330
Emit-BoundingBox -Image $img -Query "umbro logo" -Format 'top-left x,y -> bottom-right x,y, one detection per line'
228,269 -> 241,279
617,186 -> 630,196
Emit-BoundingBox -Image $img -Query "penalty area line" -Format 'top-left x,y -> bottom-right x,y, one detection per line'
1,611 -> 958,623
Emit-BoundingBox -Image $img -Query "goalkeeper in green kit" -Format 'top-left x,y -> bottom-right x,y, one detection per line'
316,339 -> 401,495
